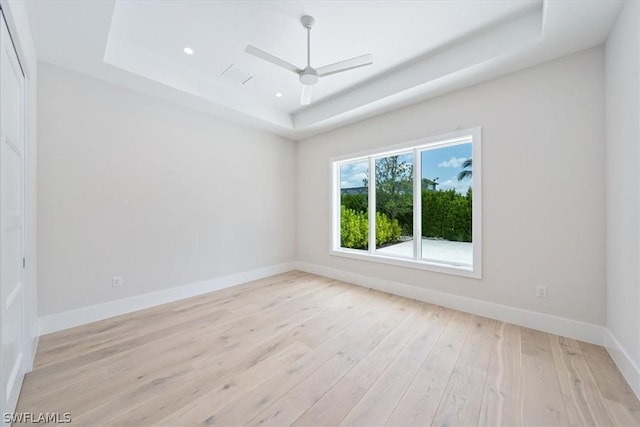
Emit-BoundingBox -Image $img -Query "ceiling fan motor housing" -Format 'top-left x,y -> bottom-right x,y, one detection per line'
299,67 -> 319,85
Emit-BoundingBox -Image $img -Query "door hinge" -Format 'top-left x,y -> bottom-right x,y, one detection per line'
22,257 -> 26,269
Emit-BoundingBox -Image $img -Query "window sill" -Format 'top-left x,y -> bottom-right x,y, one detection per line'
330,248 -> 481,279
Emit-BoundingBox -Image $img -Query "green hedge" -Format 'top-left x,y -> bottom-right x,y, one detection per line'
341,193 -> 368,213
341,188 -> 472,245
421,188 -> 472,242
340,206 -> 402,249
340,206 -> 369,249
375,212 -> 402,246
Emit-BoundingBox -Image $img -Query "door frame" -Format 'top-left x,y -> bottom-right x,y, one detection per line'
0,0 -> 36,376
0,6 -> 28,419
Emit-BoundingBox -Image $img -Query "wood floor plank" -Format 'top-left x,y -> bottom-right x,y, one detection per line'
579,341 -> 639,406
478,322 -> 523,427
605,398 -> 640,427
36,270 -> 307,354
15,272 -> 639,427
33,272 -> 312,369
76,342 -> 312,426
146,286 -> 396,426
34,272 -> 329,368
337,305 -> 453,426
247,348 -> 359,427
384,309 -> 475,426
292,304 -> 449,427
579,341 -> 640,425
253,305 -> 444,427
173,296 -> 417,426
93,287 -> 385,426
429,316 -> 497,427
520,328 -> 570,426
18,279 -> 352,416
549,335 -> 614,426
22,305 -> 237,400
21,276 -> 347,400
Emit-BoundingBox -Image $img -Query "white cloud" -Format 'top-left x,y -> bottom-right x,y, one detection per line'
438,157 -> 468,168
342,161 -> 368,174
340,162 -> 369,188
341,172 -> 368,188
438,178 -> 471,194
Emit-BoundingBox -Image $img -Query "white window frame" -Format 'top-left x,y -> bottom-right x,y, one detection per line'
330,127 -> 482,279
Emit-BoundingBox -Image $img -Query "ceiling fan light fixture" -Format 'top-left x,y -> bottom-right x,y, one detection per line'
183,46 -> 194,55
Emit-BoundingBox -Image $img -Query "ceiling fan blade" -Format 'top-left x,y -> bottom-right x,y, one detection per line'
245,45 -> 302,74
317,54 -> 373,77
300,85 -> 313,105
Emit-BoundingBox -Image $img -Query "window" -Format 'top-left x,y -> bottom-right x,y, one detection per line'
339,160 -> 369,250
331,128 -> 481,278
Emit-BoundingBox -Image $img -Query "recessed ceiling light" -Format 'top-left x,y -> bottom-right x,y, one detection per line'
275,92 -> 283,97
183,47 -> 194,55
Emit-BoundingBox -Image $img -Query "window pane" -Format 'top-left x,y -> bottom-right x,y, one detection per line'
374,153 -> 413,258
420,143 -> 473,267
340,161 -> 369,250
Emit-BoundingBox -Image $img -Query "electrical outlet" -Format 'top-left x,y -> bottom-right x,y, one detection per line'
112,276 -> 123,287
536,285 -> 547,298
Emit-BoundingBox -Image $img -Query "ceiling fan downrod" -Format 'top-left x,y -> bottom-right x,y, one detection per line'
299,15 -> 318,86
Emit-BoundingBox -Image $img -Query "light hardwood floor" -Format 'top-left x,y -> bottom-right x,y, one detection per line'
17,271 -> 640,426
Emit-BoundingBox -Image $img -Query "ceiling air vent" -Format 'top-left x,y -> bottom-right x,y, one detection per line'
221,64 -> 253,85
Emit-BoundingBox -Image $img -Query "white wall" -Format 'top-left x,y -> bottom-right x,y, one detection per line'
297,48 -> 606,328
1,0 -> 38,363
605,0 -> 640,394
37,62 -> 296,317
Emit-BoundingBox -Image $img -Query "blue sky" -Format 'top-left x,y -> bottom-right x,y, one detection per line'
422,143 -> 472,194
340,143 -> 472,194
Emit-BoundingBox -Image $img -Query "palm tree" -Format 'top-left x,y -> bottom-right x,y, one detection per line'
457,158 -> 472,181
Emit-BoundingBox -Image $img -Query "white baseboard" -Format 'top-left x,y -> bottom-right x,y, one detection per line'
604,329 -> 640,399
295,261 -> 605,346
38,262 -> 297,335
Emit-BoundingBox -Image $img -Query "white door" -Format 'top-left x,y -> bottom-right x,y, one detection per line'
0,10 -> 26,420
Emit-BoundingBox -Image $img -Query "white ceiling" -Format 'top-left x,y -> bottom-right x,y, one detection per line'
25,0 -> 622,140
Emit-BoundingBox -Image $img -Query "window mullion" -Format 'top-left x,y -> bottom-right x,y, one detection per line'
336,163 -> 343,250
368,156 -> 376,254
413,149 -> 421,260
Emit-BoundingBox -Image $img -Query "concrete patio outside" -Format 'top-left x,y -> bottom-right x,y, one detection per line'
376,238 -> 472,266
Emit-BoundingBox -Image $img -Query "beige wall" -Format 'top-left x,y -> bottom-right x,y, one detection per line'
605,1 -> 640,375
297,47 -> 606,326
37,62 -> 296,316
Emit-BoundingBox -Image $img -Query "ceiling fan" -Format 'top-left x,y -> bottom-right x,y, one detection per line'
245,15 -> 373,106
